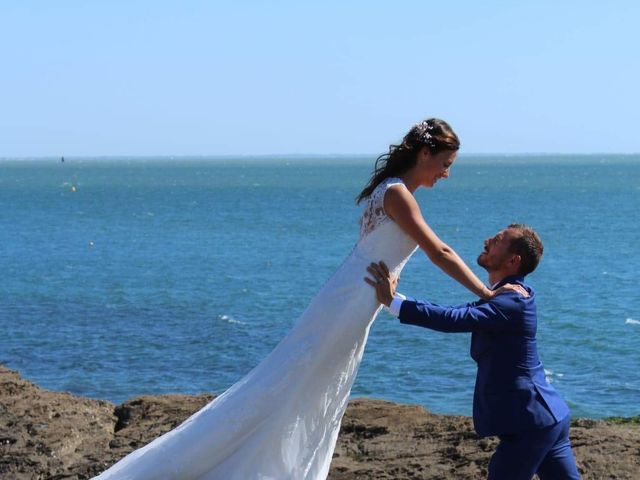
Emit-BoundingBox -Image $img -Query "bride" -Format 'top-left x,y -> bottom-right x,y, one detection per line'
95,118 -> 515,479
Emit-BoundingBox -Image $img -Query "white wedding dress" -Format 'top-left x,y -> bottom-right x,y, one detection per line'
95,177 -> 418,480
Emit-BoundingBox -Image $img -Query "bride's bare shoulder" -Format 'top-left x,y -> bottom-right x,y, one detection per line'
383,183 -> 420,221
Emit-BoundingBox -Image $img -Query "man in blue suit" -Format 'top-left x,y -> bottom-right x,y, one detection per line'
366,224 -> 580,480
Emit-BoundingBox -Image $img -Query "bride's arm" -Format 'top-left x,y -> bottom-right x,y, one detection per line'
384,184 -> 493,300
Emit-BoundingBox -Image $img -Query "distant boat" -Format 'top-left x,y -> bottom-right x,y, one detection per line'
61,156 -> 65,163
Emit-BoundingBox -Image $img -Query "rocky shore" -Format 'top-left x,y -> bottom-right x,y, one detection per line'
1,365 -> 638,479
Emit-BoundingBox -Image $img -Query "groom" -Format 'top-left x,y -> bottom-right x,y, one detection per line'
365,224 -> 580,480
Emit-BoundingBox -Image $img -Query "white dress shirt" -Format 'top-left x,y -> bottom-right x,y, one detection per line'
387,292 -> 406,317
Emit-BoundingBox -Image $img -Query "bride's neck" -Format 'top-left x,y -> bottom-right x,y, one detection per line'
398,172 -> 421,194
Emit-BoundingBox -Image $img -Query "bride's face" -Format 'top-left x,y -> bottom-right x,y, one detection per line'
418,148 -> 457,188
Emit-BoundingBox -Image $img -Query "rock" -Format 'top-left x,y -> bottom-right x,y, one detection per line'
1,365 -> 639,479
0,365 -> 115,479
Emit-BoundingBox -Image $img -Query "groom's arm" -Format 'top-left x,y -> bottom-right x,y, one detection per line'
391,295 -> 518,333
365,261 -> 520,333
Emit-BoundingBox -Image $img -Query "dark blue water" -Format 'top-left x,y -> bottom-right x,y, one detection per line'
1,155 -> 638,418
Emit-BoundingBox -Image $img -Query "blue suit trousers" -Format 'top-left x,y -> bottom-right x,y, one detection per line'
488,415 -> 580,480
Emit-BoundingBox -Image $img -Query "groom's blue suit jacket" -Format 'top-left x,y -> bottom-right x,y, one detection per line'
398,275 -> 570,437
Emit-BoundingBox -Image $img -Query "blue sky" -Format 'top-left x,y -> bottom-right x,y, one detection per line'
1,1 -> 639,156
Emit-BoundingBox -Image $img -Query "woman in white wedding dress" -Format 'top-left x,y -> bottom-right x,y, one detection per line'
95,118 -> 515,480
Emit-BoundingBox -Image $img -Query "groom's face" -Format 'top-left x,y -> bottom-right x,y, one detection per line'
477,229 -> 517,272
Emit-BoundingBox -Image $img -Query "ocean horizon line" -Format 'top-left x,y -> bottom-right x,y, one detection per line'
1,152 -> 639,162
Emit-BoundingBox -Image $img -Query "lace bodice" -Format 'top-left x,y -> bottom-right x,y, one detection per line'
359,177 -> 404,239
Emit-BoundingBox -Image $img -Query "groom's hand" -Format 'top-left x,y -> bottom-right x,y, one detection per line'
364,261 -> 397,307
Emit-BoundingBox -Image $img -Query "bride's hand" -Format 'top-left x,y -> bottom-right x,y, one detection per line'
488,283 -> 529,298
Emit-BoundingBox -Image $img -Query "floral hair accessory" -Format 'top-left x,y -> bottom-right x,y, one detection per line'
414,120 -> 435,146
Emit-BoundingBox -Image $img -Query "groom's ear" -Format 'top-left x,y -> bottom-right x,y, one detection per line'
509,254 -> 522,272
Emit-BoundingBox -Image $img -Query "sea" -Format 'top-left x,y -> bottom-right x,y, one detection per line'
1,155 -> 638,419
